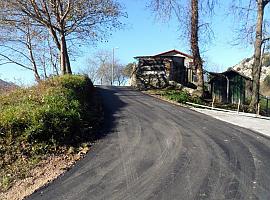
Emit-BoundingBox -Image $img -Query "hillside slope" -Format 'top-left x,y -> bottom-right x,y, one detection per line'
0,79 -> 16,91
233,54 -> 270,96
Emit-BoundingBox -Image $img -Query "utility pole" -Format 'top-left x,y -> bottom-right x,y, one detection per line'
111,47 -> 118,86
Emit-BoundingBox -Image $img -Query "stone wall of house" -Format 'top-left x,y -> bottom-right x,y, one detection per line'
131,58 -> 170,89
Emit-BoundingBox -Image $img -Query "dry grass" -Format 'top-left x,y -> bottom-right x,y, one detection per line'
0,146 -> 90,200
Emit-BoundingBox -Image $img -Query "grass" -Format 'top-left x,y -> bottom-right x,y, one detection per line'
0,75 -> 103,192
146,89 -> 203,105
146,87 -> 270,117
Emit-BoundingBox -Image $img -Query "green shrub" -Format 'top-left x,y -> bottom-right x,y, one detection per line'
0,75 -> 96,145
162,90 -> 190,103
0,75 -> 101,191
159,89 -> 205,105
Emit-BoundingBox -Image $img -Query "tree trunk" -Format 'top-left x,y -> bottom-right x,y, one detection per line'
43,60 -> 48,79
191,0 -> 204,97
249,0 -> 265,112
28,44 -> 40,82
33,68 -> 41,82
26,25 -> 41,82
30,53 -> 41,82
53,63 -> 59,76
60,31 -> 72,74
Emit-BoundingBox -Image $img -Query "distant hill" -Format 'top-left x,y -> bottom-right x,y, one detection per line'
0,79 -> 16,92
232,54 -> 270,96
232,53 -> 270,82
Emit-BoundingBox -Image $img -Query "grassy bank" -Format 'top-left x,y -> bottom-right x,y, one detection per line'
146,89 -> 203,105
0,75 -> 103,192
146,89 -> 270,116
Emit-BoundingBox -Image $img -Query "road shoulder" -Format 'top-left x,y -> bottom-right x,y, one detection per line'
144,91 -> 270,137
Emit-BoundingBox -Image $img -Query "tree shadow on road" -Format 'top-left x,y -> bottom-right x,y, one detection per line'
93,86 -> 128,140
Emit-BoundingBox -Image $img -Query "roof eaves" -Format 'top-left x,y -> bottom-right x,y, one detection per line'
209,69 -> 252,80
223,69 -> 252,80
154,49 -> 193,59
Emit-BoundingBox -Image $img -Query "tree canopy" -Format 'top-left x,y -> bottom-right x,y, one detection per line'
0,0 -> 124,76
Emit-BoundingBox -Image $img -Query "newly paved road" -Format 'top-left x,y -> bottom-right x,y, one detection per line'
28,87 -> 270,200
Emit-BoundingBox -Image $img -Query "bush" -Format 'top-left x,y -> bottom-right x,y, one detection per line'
162,90 -> 190,103
190,96 -> 204,104
0,75 -> 97,145
0,75 -> 101,191
160,89 -> 205,105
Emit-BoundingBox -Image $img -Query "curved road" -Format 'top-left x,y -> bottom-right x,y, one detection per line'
28,86 -> 270,200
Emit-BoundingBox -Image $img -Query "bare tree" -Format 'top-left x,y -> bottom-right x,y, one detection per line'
114,64 -> 128,86
0,0 -> 124,75
84,58 -> 99,84
0,16 -> 61,81
149,0 -> 216,97
0,18 -> 43,82
85,50 -> 128,85
95,50 -> 112,85
123,62 -> 136,77
231,0 -> 270,112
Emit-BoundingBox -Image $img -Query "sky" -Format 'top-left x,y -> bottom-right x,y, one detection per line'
0,0 -> 257,85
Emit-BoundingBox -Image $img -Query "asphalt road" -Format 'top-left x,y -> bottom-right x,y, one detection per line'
27,86 -> 270,200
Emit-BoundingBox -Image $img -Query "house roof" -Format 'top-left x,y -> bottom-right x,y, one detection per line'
133,56 -> 174,60
209,68 -> 252,81
134,49 -> 193,60
154,49 -> 193,59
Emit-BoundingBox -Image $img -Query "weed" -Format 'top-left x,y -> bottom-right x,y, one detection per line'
1,175 -> 11,190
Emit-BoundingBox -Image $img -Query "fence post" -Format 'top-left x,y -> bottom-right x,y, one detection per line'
212,95 -> 215,110
267,98 -> 269,116
237,99 -> 241,114
257,103 -> 260,116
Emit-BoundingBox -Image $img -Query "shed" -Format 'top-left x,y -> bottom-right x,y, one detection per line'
208,69 -> 252,104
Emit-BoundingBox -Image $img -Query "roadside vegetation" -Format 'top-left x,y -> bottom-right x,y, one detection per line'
145,88 -> 204,105
146,88 -> 270,116
0,75 -> 103,192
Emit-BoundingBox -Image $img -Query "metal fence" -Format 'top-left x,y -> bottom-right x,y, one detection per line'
260,95 -> 270,117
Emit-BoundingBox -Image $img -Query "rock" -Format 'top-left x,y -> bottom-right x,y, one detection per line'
168,80 -> 177,86
233,54 -> 270,82
183,87 -> 195,95
175,83 -> 183,90
168,81 -> 183,90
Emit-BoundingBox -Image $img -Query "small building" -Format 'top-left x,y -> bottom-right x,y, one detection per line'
154,50 -> 196,83
131,50 -> 196,89
208,69 -> 252,104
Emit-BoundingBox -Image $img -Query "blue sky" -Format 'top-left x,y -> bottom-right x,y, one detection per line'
0,0 -> 256,84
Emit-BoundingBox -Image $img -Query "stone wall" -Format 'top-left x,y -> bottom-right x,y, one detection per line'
131,58 -> 170,89
131,56 -> 187,90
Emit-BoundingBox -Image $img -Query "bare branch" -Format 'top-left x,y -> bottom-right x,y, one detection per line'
0,53 -> 33,71
0,45 -> 32,63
